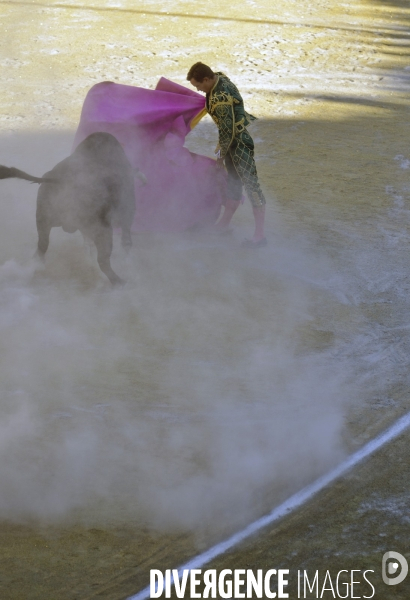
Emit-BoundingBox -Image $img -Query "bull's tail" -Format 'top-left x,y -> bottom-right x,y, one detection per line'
0,165 -> 55,184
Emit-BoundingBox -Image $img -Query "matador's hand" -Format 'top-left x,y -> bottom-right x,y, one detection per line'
216,157 -> 225,170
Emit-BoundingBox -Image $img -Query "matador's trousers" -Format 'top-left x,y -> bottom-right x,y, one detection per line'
224,130 -> 266,208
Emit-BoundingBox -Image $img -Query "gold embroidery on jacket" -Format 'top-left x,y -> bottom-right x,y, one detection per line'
206,73 -> 255,159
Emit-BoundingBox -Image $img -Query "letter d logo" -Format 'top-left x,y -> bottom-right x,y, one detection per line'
382,551 -> 408,586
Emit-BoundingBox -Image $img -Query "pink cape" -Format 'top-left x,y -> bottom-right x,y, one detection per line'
73,79 -> 228,232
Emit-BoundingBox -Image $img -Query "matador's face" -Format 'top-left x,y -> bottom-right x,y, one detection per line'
190,77 -> 214,94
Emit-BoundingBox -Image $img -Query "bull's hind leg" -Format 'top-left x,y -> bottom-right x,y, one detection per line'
35,185 -> 55,259
36,209 -> 51,259
92,224 -> 124,286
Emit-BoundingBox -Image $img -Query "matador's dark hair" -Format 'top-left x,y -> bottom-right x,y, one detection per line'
186,62 -> 215,82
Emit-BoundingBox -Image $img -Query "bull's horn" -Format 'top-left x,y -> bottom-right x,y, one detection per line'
134,168 -> 147,185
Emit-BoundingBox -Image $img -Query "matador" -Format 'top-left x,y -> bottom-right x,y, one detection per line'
187,62 -> 267,247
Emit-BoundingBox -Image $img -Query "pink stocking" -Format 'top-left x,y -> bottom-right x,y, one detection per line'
215,198 -> 240,231
251,205 -> 266,242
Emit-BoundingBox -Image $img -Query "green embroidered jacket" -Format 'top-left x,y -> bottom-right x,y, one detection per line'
206,72 -> 256,159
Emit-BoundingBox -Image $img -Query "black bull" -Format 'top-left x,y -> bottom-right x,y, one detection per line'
0,132 -> 142,286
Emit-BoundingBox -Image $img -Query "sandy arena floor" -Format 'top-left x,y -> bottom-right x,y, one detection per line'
0,0 -> 410,598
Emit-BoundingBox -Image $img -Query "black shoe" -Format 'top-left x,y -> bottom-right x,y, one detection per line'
241,237 -> 267,248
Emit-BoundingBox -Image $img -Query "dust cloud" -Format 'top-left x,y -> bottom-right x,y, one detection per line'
0,130 -> 350,538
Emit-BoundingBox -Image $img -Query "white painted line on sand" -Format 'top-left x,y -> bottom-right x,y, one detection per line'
128,411 -> 410,600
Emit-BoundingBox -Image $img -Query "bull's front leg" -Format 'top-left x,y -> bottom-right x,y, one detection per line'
118,179 -> 136,252
120,227 -> 132,251
92,224 -> 125,287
